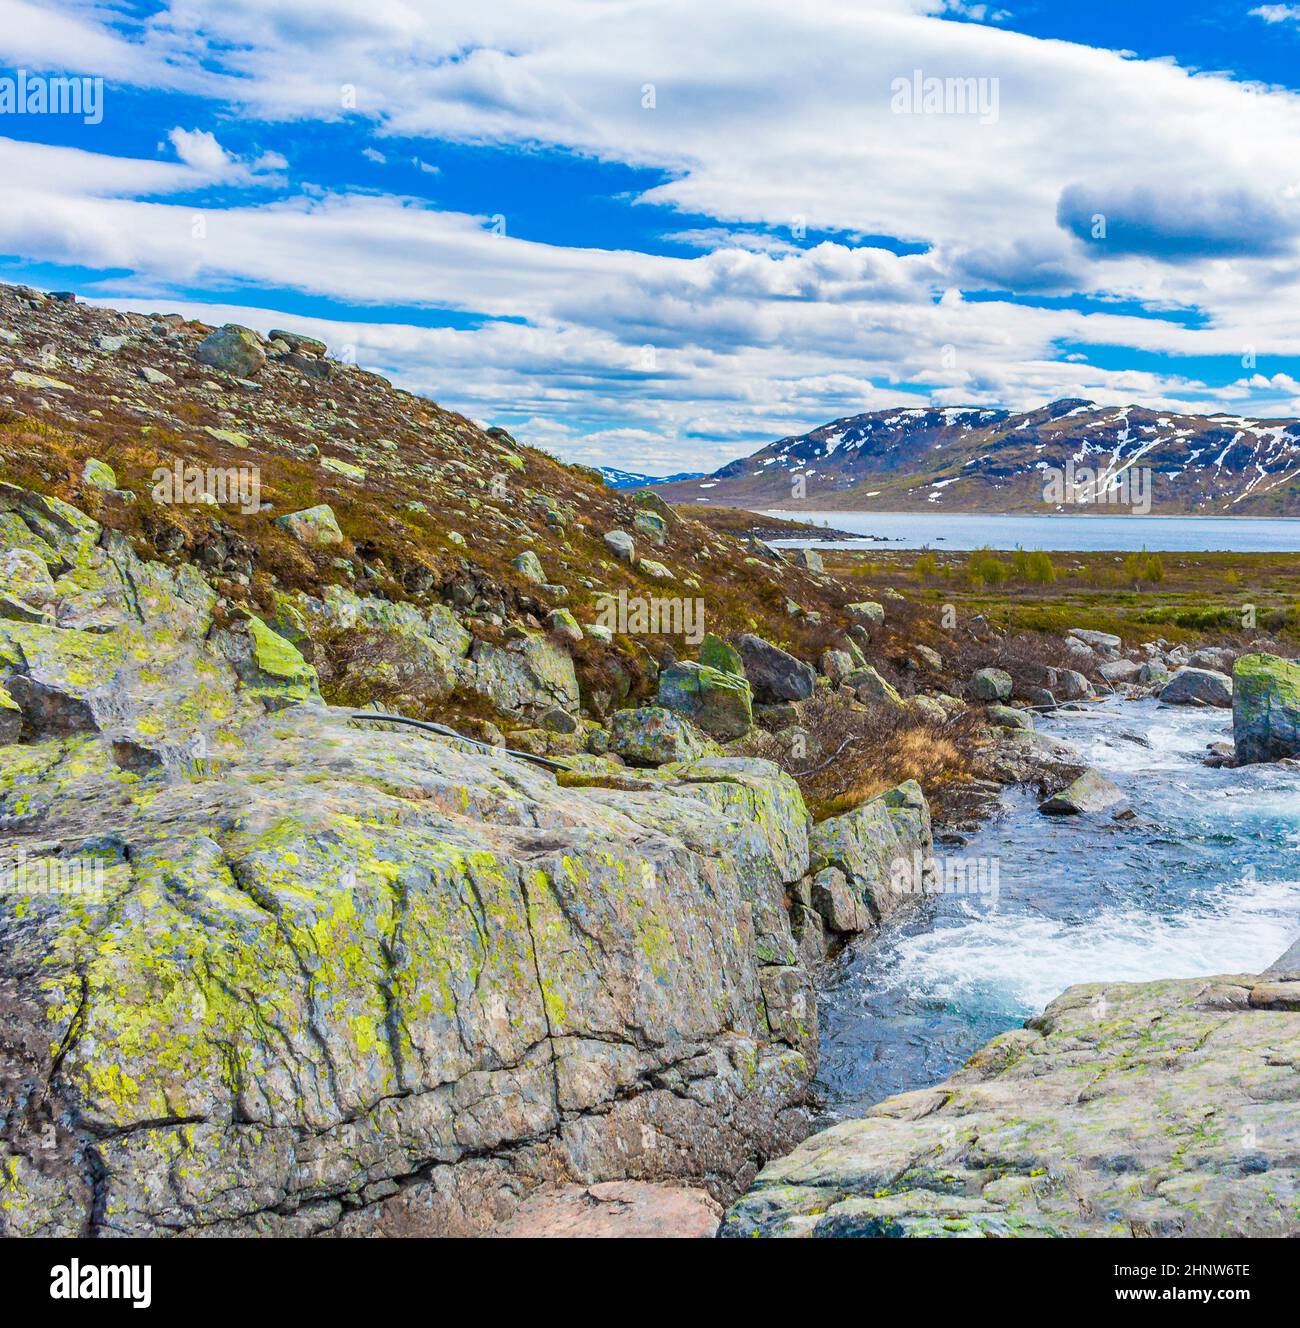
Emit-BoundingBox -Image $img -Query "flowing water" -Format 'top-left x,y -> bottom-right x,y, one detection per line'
815,698 -> 1300,1118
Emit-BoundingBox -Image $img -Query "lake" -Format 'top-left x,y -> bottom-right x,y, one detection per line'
764,510 -> 1300,552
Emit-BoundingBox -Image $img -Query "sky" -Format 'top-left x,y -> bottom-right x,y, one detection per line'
2,1 -> 1300,473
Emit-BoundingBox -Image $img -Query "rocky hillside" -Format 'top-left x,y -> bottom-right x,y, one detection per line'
656,399 -> 1300,515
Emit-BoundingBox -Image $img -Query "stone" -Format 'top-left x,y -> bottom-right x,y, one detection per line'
807,781 -> 933,931
633,510 -> 668,546
1068,628 -> 1120,651
724,963 -> 1300,1238
1137,660 -> 1170,686
1098,658 -> 1140,684
735,634 -> 816,703
512,550 -> 546,583
320,455 -> 366,481
195,324 -> 267,377
608,706 -> 720,766
268,329 -> 327,357
468,632 -> 580,719
820,648 -> 854,686
986,704 -> 1032,730
80,458 -> 117,490
1160,667 -> 1233,708
657,662 -> 754,740
790,548 -> 823,573
545,608 -> 584,643
1054,669 -> 1092,701
275,504 -> 344,547
1232,652 -> 1300,764
970,668 -> 1012,702
810,866 -> 870,934
847,665 -> 903,707
845,602 -> 884,632
1039,767 -> 1126,816
489,1182 -> 722,1238
0,682 -> 21,743
638,559 -> 673,581
912,644 -> 943,671
603,530 -> 635,562
700,633 -> 744,676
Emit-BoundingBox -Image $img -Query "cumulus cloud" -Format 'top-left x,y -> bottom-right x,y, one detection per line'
7,1 -> 1300,465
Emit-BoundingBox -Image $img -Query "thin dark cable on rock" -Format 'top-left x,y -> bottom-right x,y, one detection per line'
349,712 -> 574,773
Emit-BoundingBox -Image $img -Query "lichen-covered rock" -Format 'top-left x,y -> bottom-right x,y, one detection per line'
657,661 -> 753,740
195,323 -> 267,377
1038,766 -> 1125,816
607,706 -> 719,766
0,707 -> 816,1237
603,530 -> 635,562
971,667 -> 1013,701
724,961 -> 1300,1238
700,633 -> 743,676
275,504 -> 344,547
806,781 -> 933,932
845,602 -> 884,632
80,458 -> 117,491
468,632 -> 580,719
512,550 -> 545,583
1232,652 -> 1300,764
846,664 -> 903,708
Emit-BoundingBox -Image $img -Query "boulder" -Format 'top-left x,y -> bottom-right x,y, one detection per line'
1098,657 -> 1141,685
268,328 -> 327,357
1232,652 -> 1300,764
545,608 -> 583,644
846,665 -> 903,708
735,634 -> 816,703
275,504 -> 344,547
845,602 -> 884,632
1160,667 -> 1232,708
195,324 -> 267,377
632,510 -> 668,546
970,667 -> 1012,702
468,632 -> 580,719
608,706 -> 720,766
1055,669 -> 1092,701
80,458 -> 117,491
820,648 -> 854,686
700,632 -> 744,677
657,661 -> 753,740
987,704 -> 1032,730
603,530 -> 636,562
1136,660 -> 1170,686
790,548 -> 823,573
1039,767 -> 1126,816
806,781 -> 933,932
512,550 -> 546,583
1068,628 -> 1120,653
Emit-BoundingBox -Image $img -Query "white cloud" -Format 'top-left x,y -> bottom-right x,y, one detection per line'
7,1 -> 1300,465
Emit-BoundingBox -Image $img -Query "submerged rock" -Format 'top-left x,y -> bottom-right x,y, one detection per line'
1232,652 -> 1300,764
1038,766 -> 1126,816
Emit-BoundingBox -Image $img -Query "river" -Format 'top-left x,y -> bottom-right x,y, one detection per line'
815,698 -> 1300,1118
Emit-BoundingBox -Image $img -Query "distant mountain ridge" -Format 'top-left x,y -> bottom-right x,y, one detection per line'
653,400 -> 1300,515
599,466 -> 705,490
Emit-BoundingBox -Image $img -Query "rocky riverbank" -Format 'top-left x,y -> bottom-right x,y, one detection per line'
723,947 -> 1300,1238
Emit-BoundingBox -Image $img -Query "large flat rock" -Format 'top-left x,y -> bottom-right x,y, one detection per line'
723,965 -> 1300,1238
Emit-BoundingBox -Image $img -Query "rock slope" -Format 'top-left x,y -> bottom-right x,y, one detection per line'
0,482 -> 940,1237
723,959 -> 1300,1238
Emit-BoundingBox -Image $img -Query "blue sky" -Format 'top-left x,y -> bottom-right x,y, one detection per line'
2,0 -> 1300,472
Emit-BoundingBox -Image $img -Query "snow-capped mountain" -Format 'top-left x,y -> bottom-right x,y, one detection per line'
654,400 -> 1300,515
598,466 -> 706,489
